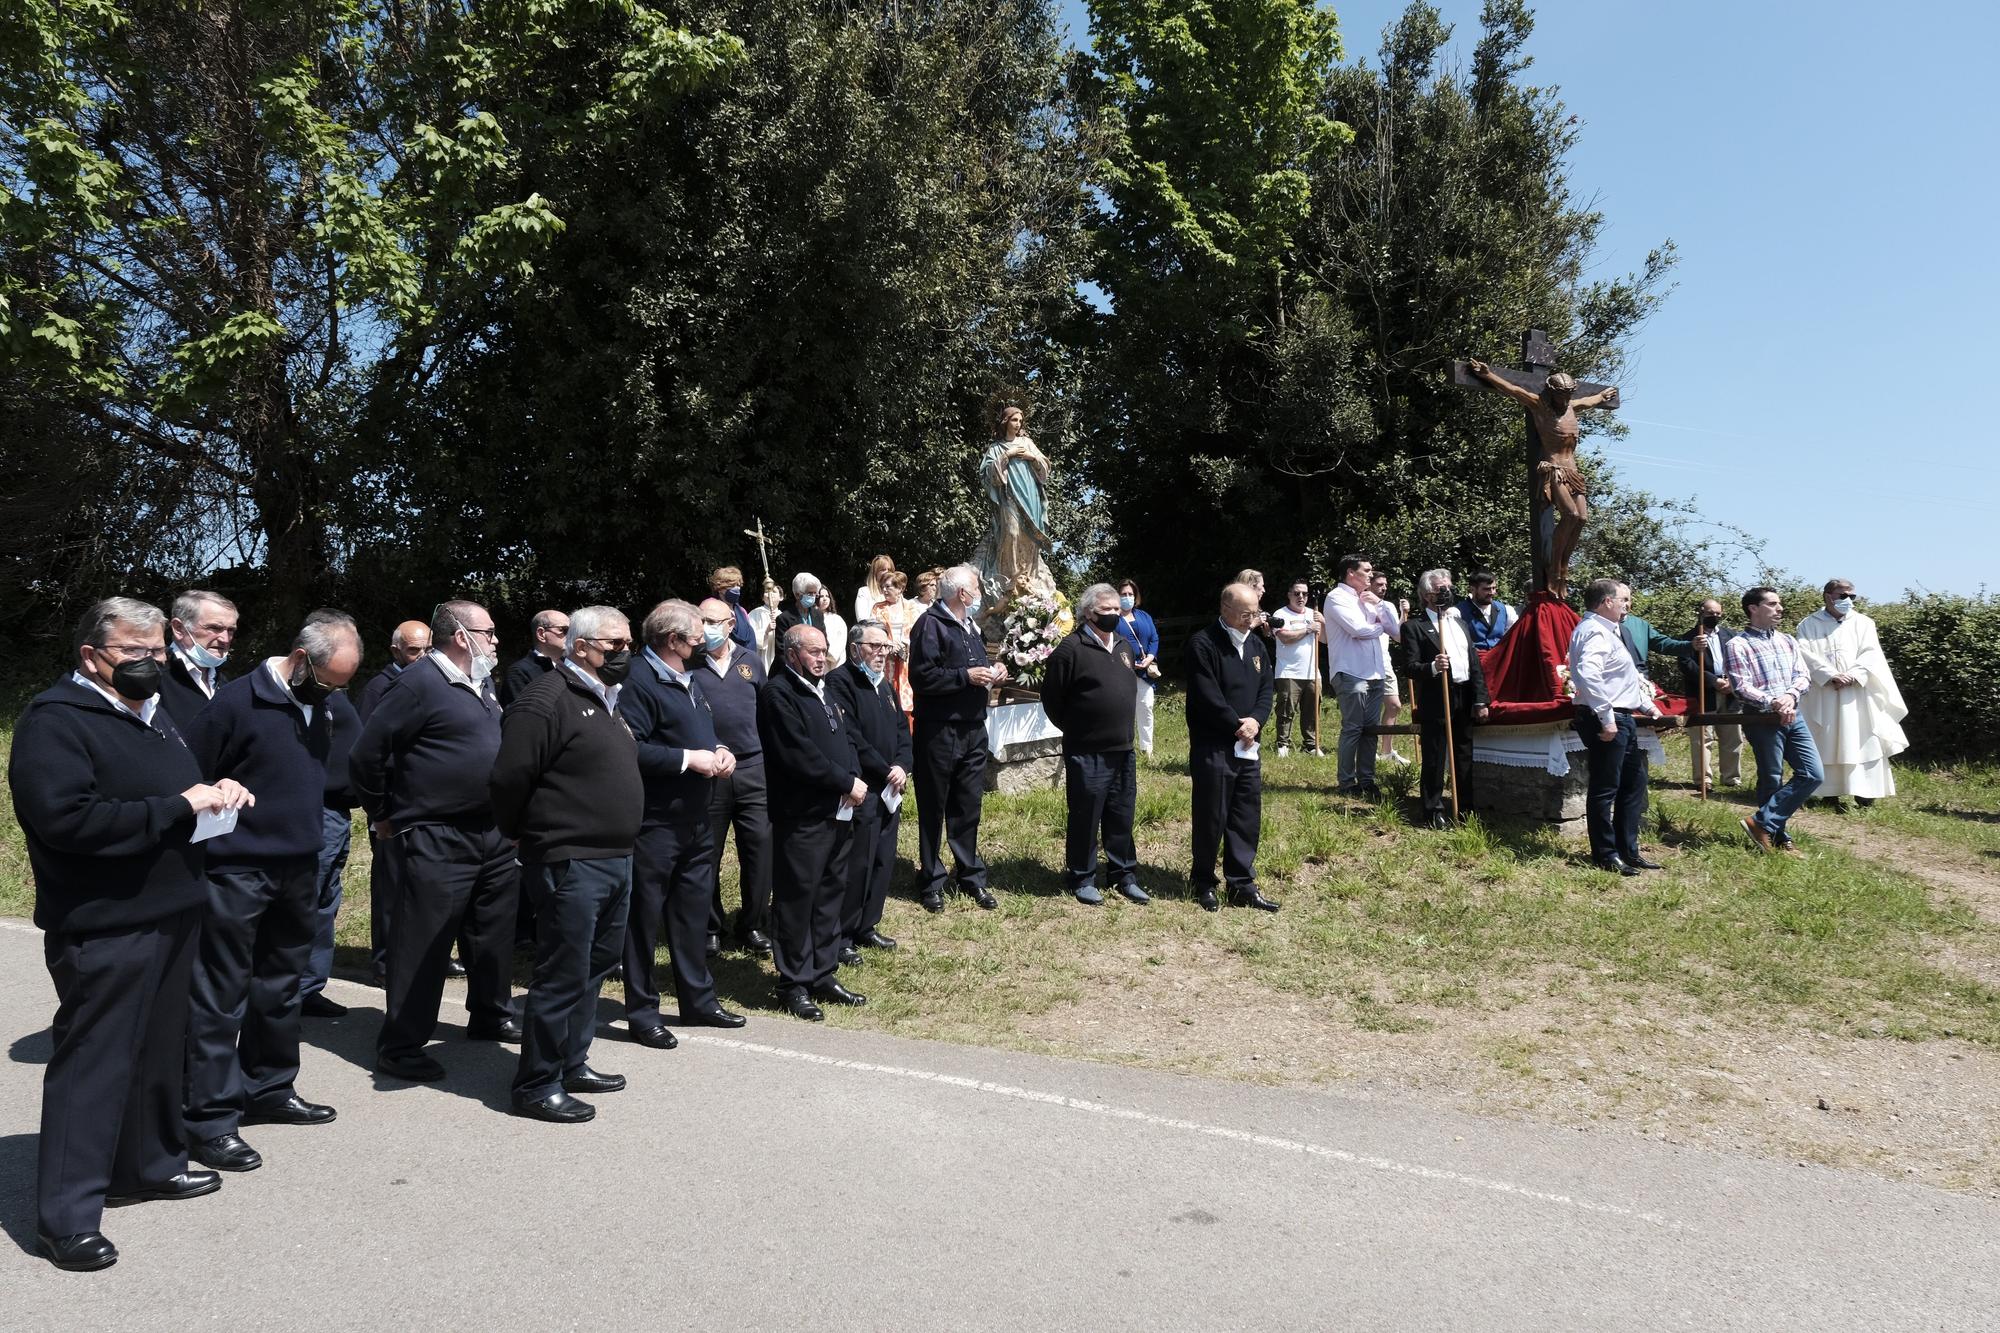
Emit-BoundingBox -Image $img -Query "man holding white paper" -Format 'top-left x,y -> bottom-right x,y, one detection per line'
1183,583 -> 1278,912
826,620 -> 913,953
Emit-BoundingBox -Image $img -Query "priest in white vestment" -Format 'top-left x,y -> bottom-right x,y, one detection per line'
1795,579 -> 1908,799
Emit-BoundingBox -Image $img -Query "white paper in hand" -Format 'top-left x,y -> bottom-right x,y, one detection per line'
1233,739 -> 1259,761
881,786 -> 904,814
835,802 -> 856,823
192,806 -> 239,843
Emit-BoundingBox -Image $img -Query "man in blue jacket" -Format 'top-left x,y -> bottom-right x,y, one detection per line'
184,612 -> 361,1173
907,564 -> 1008,913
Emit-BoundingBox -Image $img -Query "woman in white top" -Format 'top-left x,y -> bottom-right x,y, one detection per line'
1374,572 -> 1410,765
853,554 -> 895,627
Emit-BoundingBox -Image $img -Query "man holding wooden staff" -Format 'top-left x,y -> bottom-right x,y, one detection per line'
1402,570 -> 1488,829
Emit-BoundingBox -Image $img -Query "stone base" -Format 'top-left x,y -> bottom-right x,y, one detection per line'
1470,759 -> 1588,829
985,739 -> 1063,794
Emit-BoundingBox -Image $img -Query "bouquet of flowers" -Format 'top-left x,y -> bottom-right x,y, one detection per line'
998,588 -> 1074,688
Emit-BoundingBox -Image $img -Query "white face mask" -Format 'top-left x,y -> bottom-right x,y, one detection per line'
467,648 -> 498,684
1832,597 -> 1854,615
186,639 -> 229,670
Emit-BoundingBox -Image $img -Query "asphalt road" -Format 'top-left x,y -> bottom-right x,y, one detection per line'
1,917 -> 1995,1330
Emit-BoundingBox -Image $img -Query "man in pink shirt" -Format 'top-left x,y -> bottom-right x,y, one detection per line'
1322,555 -> 1402,797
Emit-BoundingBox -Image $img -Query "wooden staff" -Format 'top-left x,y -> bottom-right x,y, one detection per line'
1440,651 -> 1461,821
1695,643 -> 1708,801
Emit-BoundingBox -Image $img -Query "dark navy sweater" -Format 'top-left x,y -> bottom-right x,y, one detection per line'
348,654 -> 502,828
909,600 -> 991,724
1039,627 -> 1138,754
693,644 -> 765,767
187,663 -> 352,865
617,654 -> 719,826
758,669 -> 861,822
9,679 -> 207,934
489,665 -> 644,863
825,661 -> 913,792
1184,621 -> 1276,750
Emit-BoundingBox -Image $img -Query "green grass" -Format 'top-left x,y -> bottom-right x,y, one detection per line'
4,694 -> 1999,1059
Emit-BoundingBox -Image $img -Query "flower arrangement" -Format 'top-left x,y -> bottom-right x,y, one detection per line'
998,587 -> 1074,687
1554,664 -> 1576,699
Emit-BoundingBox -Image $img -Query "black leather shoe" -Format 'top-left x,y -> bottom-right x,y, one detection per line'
191,1133 -> 262,1173
919,892 -> 945,914
735,928 -> 774,956
685,1005 -> 747,1029
1426,811 -> 1451,831
35,1230 -> 117,1272
629,1022 -> 679,1050
376,1051 -> 446,1082
562,1065 -> 626,1095
966,885 -> 998,910
1195,887 -> 1220,912
106,1170 -> 221,1208
512,1091 -> 594,1123
814,979 -> 868,1006
242,1094 -> 337,1126
608,963 -> 626,983
781,991 -> 825,1022
1628,856 -> 1664,870
837,944 -> 863,966
300,992 -> 348,1018
446,955 -> 467,977
1359,783 -> 1384,800
1595,856 -> 1640,877
1229,886 -> 1281,912
705,932 -> 722,959
857,929 -> 898,950
466,1016 -> 523,1042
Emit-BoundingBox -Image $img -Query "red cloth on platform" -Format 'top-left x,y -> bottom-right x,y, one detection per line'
1476,592 -> 1687,724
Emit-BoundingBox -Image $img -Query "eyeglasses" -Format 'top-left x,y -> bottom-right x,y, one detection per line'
700,617 -> 732,628
542,624 -> 571,637
579,637 -> 631,652
94,643 -> 168,662
857,640 -> 891,652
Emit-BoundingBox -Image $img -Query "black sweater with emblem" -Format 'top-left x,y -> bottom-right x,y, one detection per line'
1184,621 -> 1276,750
9,678 -> 207,934
186,662 -> 357,866
825,661 -> 914,791
489,665 -> 643,863
757,668 -> 861,822
616,654 -> 719,826
1038,626 -> 1139,754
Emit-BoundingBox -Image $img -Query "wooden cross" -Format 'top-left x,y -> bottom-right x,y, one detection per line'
741,516 -> 772,591
1452,329 -> 1618,596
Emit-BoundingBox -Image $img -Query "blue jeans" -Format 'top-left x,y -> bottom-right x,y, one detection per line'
514,855 -> 632,1102
302,806 -> 353,997
1745,714 -> 1823,839
1334,673 -> 1385,789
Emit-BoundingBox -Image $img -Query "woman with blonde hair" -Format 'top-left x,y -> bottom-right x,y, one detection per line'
871,570 -> 921,716
853,555 -> 896,627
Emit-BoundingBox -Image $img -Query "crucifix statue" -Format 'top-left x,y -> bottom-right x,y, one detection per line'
1453,330 -> 1621,601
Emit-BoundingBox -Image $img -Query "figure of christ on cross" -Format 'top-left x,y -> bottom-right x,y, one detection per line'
1454,330 -> 1621,601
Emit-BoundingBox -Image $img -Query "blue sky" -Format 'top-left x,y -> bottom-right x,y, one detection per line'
1054,0 -> 1999,599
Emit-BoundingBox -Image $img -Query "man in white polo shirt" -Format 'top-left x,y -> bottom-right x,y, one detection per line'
1323,554 -> 1401,796
1270,578 -> 1322,756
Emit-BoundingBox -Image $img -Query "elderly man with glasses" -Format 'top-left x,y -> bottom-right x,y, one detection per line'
826,619 -> 913,956
350,599 -> 522,1083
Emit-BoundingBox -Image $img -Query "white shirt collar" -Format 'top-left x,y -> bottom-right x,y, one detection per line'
70,670 -> 160,724
562,656 -> 615,707
427,648 -> 476,689
790,667 -> 826,698
265,657 -> 314,720
1221,619 -> 1250,651
644,645 -> 691,687
704,645 -> 735,676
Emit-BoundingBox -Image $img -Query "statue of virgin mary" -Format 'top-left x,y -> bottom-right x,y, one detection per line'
971,404 -> 1058,613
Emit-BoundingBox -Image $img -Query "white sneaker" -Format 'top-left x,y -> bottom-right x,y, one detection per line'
1277,745 -> 1291,756
1381,750 -> 1409,766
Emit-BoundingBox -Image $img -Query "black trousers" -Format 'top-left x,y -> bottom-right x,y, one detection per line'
1190,742 -> 1262,890
185,858 -> 318,1138
1416,684 -> 1477,815
1575,710 -> 1649,864
626,819 -> 718,1023
842,792 -> 901,941
1064,750 -> 1139,890
39,908 -> 199,1236
377,821 -> 518,1061
771,814 -> 852,994
368,827 -> 392,974
915,716 -> 987,895
514,855 -> 631,1101
707,762 -> 773,938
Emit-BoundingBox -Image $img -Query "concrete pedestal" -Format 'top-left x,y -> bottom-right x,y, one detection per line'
984,700 -> 1063,794
1470,722 -> 1664,830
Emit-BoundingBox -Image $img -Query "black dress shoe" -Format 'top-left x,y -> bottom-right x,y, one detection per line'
1195,887 -> 1220,912
705,932 -> 722,958
36,1230 -> 117,1272
1595,856 -> 1640,877
446,955 -> 467,977
1359,783 -> 1384,799
837,944 -> 863,967
857,929 -> 898,950
966,885 -> 998,910
1628,856 -> 1664,870
1426,811 -> 1451,831
562,1065 -> 626,1094
608,963 -> 626,983
1229,886 -> 1281,912
512,1091 -> 595,1123
466,1016 -> 523,1042
814,979 -> 868,1006
106,1170 -> 221,1208
300,992 -> 349,1018
685,1005 -> 747,1029
191,1133 -> 262,1173
735,928 -> 774,956
376,1051 -> 446,1082
919,892 -> 945,914
242,1094 -> 337,1126
781,991 -> 825,1022
629,1022 -> 680,1050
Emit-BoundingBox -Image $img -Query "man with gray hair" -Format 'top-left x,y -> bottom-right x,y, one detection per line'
1401,570 -> 1489,829
160,588 -> 239,729
908,563 -> 1008,911
826,617 -> 914,952
1039,583 -> 1147,905
183,611 -> 362,1172
351,598 -> 521,1082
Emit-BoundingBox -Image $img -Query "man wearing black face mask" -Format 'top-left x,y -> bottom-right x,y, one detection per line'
182,612 -> 362,1173
1401,570 -> 1489,829
490,605 -> 645,1121
1039,583 -> 1146,906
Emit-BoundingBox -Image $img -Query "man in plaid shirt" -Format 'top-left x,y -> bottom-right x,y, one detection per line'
1723,586 -> 1822,852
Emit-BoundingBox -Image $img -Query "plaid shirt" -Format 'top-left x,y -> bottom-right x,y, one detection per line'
1723,628 -> 1809,709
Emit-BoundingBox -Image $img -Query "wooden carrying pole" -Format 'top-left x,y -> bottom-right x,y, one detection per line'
1695,655 -> 1708,801
1440,658 -> 1461,821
